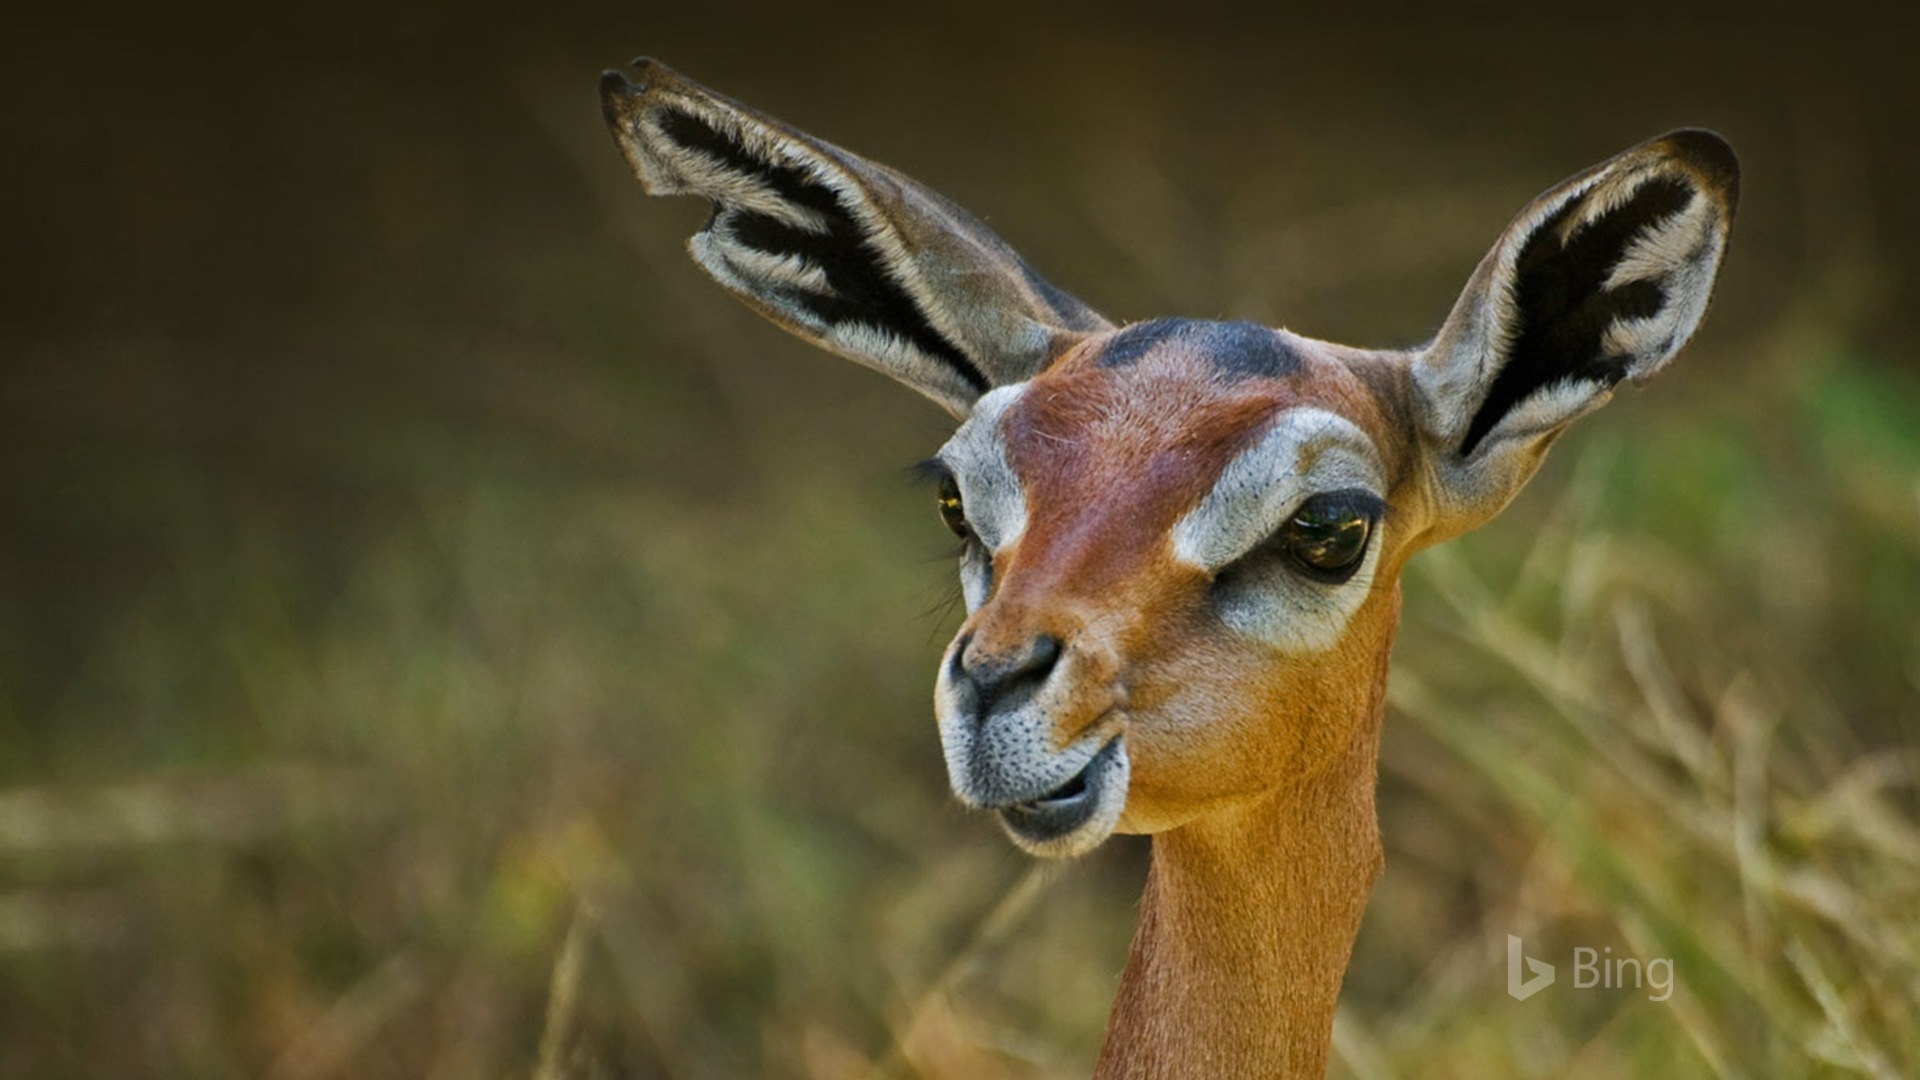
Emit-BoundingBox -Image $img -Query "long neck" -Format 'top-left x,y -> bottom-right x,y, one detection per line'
1092,642 -> 1392,1080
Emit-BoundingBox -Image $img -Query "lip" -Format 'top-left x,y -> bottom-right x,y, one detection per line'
994,737 -> 1126,854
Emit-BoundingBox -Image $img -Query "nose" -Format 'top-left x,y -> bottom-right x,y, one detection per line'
951,632 -> 1063,716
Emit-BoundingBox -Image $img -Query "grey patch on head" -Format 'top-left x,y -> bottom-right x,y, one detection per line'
1096,318 -> 1187,368
1095,318 -> 1301,380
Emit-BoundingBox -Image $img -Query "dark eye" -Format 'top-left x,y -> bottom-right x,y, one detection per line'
936,474 -> 971,539
1277,492 -> 1378,582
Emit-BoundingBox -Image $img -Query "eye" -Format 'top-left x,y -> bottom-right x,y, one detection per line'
936,474 -> 971,539
1276,492 -> 1379,582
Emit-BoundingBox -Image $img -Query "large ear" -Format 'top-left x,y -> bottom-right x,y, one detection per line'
599,59 -> 1112,418
1411,129 -> 1738,530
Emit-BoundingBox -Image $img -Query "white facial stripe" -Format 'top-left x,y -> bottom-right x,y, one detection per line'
1170,407 -> 1384,572
958,543 -> 992,612
936,383 -> 1030,554
1214,529 -> 1384,653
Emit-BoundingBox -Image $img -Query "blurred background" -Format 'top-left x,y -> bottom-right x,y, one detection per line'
4,2 -> 1917,1077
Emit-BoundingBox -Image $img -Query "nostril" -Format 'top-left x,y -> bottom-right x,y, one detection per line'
1021,634 -> 1063,681
948,632 -> 974,685
960,633 -> 1065,716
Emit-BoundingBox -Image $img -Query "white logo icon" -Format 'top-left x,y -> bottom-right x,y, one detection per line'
1507,934 -> 1555,1000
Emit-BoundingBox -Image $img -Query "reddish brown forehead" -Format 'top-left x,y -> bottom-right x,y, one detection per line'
996,326 -> 1333,595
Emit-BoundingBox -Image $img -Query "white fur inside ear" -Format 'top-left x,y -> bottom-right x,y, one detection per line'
1567,164 -> 1665,232
1421,159 -> 1730,452
1601,192 -> 1724,376
639,89 -> 1063,399
687,231 -> 979,419
1472,377 -> 1612,453
1406,169 -> 1605,455
637,104 -> 834,234
826,322 -> 980,418
710,241 -> 833,295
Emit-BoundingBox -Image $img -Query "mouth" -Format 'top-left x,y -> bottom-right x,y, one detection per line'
993,737 -> 1129,858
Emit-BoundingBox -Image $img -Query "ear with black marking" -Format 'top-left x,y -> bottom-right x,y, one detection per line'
1412,129 -> 1738,530
600,59 -> 1111,418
